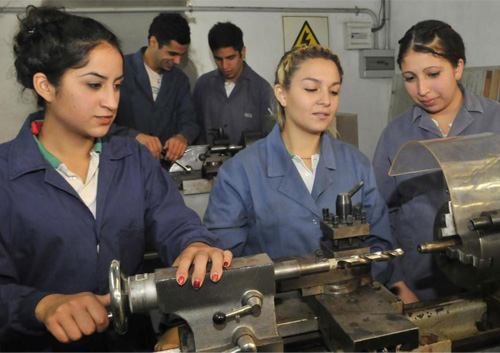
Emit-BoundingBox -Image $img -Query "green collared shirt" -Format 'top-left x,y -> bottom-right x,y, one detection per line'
32,135 -> 102,168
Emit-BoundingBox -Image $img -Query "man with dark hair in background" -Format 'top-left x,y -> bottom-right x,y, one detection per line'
194,22 -> 274,145
112,12 -> 199,161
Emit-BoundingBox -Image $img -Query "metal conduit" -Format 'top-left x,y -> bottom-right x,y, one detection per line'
385,0 -> 391,50
2,4 -> 382,48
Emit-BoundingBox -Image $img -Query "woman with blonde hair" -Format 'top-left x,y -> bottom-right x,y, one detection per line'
204,45 -> 408,293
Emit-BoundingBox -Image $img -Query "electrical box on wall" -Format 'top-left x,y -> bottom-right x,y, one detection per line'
359,49 -> 395,78
344,22 -> 372,50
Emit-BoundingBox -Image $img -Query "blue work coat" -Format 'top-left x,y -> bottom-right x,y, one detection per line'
204,125 -> 396,283
193,63 -> 274,145
373,85 -> 500,300
112,47 -> 200,144
0,111 -> 218,350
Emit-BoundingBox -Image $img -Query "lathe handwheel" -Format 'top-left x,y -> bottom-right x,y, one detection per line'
109,260 -> 128,335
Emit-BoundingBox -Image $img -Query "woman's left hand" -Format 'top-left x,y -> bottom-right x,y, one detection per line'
173,242 -> 233,289
389,281 -> 419,304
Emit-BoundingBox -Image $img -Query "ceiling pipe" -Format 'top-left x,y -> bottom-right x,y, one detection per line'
384,0 -> 391,50
2,3 -> 382,47
2,5 -> 379,23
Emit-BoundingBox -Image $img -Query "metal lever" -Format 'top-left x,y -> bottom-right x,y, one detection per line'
226,334 -> 257,353
347,181 -> 364,197
173,160 -> 192,172
213,290 -> 263,325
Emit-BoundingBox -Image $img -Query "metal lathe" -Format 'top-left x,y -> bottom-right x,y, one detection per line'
109,133 -> 500,352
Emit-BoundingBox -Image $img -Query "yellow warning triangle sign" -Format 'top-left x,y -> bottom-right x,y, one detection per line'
292,21 -> 320,48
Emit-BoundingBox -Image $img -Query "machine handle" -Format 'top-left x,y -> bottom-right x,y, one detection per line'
225,334 -> 257,353
213,290 -> 263,325
173,160 -> 192,172
347,181 -> 364,197
109,260 -> 129,335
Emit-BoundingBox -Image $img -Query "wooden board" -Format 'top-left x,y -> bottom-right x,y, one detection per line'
491,70 -> 500,101
483,70 -> 493,98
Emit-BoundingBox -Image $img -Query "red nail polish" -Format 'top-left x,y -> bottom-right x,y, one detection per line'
212,273 -> 219,282
193,279 -> 201,289
223,261 -> 229,268
178,276 -> 185,285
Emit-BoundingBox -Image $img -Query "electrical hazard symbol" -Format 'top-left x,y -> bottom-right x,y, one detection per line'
292,21 -> 320,48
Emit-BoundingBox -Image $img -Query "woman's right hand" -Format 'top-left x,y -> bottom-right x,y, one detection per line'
173,242 -> 233,289
35,292 -> 110,343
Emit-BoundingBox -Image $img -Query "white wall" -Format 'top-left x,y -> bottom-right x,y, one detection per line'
1,0 -> 499,159
391,0 -> 500,68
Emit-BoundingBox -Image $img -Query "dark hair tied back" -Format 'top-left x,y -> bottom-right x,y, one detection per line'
13,5 -> 122,107
397,19 -> 465,69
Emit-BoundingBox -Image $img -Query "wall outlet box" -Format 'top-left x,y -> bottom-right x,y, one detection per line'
344,22 -> 372,50
359,49 -> 395,78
